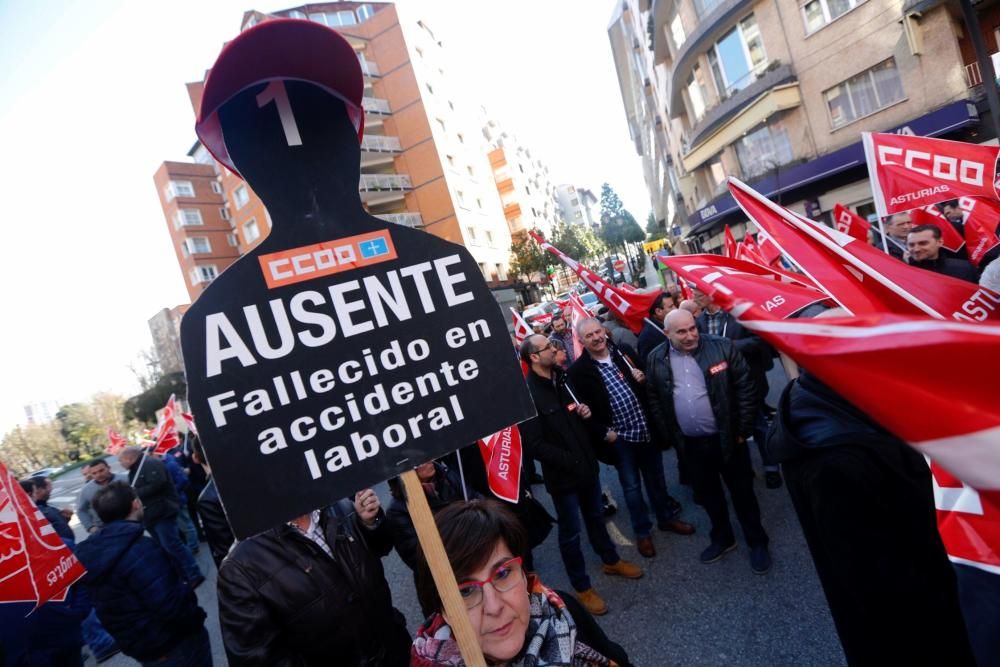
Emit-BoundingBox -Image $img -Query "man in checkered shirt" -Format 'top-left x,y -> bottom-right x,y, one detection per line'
568,317 -> 694,558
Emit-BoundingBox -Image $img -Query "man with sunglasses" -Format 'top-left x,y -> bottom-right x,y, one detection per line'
519,333 -> 643,616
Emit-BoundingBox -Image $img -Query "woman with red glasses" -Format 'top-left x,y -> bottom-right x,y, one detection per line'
411,500 -> 632,666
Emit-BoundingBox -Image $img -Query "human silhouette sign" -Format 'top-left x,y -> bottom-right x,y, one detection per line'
180,21 -> 534,539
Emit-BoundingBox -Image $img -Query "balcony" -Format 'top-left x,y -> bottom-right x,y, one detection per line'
359,174 -> 411,191
375,212 -> 423,228
361,135 -> 402,152
362,97 -> 391,115
360,59 -> 380,78
667,0 -> 755,118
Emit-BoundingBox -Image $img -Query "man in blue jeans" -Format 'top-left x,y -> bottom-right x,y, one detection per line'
519,333 -> 643,616
568,318 -> 695,558
118,447 -> 204,588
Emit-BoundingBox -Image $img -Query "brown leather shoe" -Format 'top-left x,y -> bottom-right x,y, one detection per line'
636,536 -> 656,558
603,558 -> 643,579
576,588 -> 608,615
658,518 -> 696,536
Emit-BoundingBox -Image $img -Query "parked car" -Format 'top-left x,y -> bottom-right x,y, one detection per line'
579,292 -> 601,315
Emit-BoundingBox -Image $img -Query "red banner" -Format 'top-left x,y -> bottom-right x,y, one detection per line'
964,198 -> 1000,267
723,226 -> 738,259
105,429 -> 127,456
509,308 -> 532,347
0,461 -> 86,610
152,395 -> 179,456
477,425 -> 522,503
832,204 -> 871,243
529,231 -> 657,334
658,254 -> 830,320
756,230 -> 784,266
909,207 -> 966,253
566,293 -> 590,361
862,131 -> 1000,216
737,234 -> 767,266
730,178 -> 1000,322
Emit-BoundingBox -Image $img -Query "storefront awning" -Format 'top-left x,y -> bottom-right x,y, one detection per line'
686,100 -> 980,237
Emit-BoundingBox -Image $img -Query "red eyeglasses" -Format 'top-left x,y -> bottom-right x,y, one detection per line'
457,557 -> 525,609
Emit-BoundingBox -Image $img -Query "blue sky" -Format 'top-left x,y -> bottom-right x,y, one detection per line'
0,0 -> 647,435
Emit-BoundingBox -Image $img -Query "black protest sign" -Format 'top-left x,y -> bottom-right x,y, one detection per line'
181,76 -> 534,539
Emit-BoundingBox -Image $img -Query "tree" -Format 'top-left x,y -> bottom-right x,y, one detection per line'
646,211 -> 662,240
0,424 -> 72,475
123,372 -> 187,424
56,402 -> 103,454
552,221 -> 606,263
508,233 -> 547,281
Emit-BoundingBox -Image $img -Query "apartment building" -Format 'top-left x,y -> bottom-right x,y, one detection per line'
483,116 -> 561,240
148,305 -> 189,376
154,2 -> 516,301
612,0 -> 992,252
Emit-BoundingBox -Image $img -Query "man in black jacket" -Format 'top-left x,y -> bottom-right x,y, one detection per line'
118,447 -> 205,588
520,333 -> 643,616
766,371 -> 975,666
568,318 -> 693,558
646,310 -> 770,573
636,291 -> 674,362
907,224 -> 978,282
76,482 -> 211,665
118,446 -> 204,587
695,292 -> 782,489
217,490 -> 411,666
191,437 -> 234,568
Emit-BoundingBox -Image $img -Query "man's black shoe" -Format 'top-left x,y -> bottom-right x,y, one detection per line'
601,492 -> 617,517
699,542 -> 736,564
750,546 -> 772,574
764,471 -> 783,489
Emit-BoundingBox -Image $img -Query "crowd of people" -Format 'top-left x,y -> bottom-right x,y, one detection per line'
11,203 -> 998,666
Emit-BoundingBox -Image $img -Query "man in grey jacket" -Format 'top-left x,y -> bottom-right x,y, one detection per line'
76,458 -> 128,534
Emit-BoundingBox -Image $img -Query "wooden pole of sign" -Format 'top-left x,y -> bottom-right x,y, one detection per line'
400,469 -> 486,667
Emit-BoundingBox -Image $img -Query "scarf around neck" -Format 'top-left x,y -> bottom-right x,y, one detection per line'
410,575 -> 617,667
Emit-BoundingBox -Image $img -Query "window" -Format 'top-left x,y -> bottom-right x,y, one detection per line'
824,58 -> 904,129
426,83 -> 434,94
184,237 -> 211,255
693,0 -> 726,18
165,180 -> 194,201
802,0 -> 866,33
571,197 -> 579,206
210,181 -> 222,194
446,154 -> 455,167
356,4 -> 375,22
457,190 -> 467,207
233,185 -> 249,209
479,262 -> 490,279
476,197 -> 483,209
310,10 -> 356,26
466,226 -> 478,243
467,166 -> 475,177
288,9 -> 306,19
227,233 -> 239,247
190,265 -> 218,285
671,15 -> 686,49
574,211 -> 583,220
707,155 -> 727,190
686,66 -> 709,121
173,208 -> 203,229
220,207 -> 231,221
735,122 -> 794,178
485,230 -> 494,246
457,133 -> 465,144
436,118 -> 446,133
448,100 -> 455,110
243,218 -> 260,244
495,263 -> 506,281
708,14 -> 767,99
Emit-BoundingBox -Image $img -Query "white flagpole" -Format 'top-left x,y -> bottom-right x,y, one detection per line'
455,450 -> 469,502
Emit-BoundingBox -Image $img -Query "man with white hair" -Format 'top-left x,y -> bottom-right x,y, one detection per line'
568,317 -> 693,558
646,310 -> 770,573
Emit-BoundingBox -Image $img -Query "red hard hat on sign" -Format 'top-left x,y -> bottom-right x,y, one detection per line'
195,18 -> 365,179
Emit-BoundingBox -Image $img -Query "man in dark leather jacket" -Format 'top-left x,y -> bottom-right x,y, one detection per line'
191,437 -> 235,568
646,310 -> 771,573
217,491 -> 410,666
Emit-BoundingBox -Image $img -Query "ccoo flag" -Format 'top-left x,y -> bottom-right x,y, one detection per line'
529,231 -> 657,333
832,204 -> 871,243
863,131 -> 1000,216
477,425 -> 522,503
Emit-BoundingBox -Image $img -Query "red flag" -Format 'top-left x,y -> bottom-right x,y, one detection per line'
723,226 -> 738,259
833,204 -> 871,243
152,395 -> 179,456
529,231 -> 657,334
0,461 -> 86,610
756,230 -> 784,266
180,412 -> 199,437
737,235 -> 767,265
956,197 -> 1000,267
658,254 -> 830,320
510,308 -> 532,346
105,429 -> 127,456
909,207 -> 966,254
729,178 -> 1000,322
728,311 -> 1000,575
477,425 -> 522,503
678,280 -> 694,301
862,131 -> 1000,216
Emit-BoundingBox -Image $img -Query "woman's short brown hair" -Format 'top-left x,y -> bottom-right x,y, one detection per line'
415,499 -> 528,615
